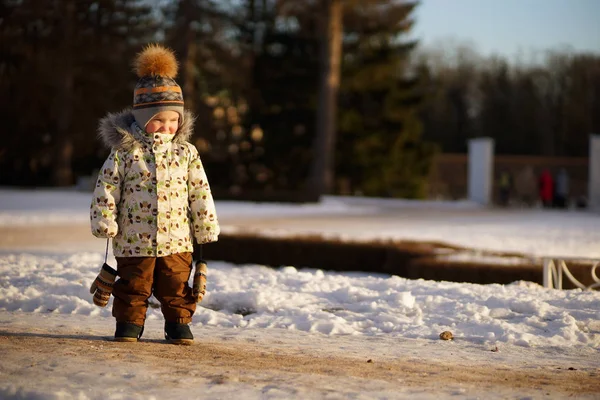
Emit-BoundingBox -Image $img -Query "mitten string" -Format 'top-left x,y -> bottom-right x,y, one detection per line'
104,239 -> 109,264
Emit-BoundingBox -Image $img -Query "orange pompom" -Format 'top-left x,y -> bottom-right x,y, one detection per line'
133,44 -> 179,78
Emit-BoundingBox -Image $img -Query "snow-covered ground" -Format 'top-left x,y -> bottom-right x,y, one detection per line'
0,188 -> 599,399
2,188 -> 600,259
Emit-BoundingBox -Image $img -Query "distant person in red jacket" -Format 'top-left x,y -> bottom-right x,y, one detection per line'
539,169 -> 554,208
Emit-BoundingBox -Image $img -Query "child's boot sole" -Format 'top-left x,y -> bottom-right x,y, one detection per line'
114,337 -> 138,342
166,338 -> 194,346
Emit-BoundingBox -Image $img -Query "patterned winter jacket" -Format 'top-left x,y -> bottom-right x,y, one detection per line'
90,109 -> 219,257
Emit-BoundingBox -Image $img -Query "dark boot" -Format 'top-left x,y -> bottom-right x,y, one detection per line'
114,322 -> 144,342
164,322 -> 194,346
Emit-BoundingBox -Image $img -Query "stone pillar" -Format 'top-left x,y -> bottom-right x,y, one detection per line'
589,134 -> 600,211
468,137 -> 494,205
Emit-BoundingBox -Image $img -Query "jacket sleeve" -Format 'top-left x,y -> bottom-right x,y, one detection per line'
187,144 -> 219,244
90,149 -> 123,238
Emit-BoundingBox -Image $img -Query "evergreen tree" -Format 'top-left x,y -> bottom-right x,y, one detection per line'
337,1 -> 435,198
163,0 -> 241,118
477,59 -> 514,154
245,11 -> 320,192
416,51 -> 479,154
208,0 -> 322,194
0,0 -> 159,186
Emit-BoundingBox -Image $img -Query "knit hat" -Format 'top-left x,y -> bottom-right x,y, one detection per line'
132,44 -> 184,129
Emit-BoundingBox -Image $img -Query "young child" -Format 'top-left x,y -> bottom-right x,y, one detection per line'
89,44 -> 219,345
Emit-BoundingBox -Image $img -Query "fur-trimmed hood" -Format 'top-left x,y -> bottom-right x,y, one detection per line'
97,108 -> 195,151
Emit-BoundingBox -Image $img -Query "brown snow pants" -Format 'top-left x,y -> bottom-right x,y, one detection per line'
112,252 -> 195,326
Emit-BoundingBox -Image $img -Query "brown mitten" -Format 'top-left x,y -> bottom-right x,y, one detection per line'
192,260 -> 208,303
89,263 -> 117,307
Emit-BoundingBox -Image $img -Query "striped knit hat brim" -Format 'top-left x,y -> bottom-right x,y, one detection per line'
132,76 -> 184,128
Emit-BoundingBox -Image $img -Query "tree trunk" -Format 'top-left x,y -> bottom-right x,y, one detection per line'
307,0 -> 343,198
182,26 -> 197,114
52,0 -> 75,187
178,0 -> 198,114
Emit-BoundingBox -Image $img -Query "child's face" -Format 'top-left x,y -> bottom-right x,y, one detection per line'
145,111 -> 180,135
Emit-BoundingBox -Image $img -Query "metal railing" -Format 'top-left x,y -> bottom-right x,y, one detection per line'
542,258 -> 600,290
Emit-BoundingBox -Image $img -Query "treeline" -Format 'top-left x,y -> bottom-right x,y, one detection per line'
417,46 -> 600,158
1,1 -> 599,199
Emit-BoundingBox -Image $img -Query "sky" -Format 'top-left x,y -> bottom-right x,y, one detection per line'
413,0 -> 600,58
0,189 -> 599,398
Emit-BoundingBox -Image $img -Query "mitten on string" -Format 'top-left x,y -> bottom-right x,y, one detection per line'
192,260 -> 207,303
89,263 -> 117,307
